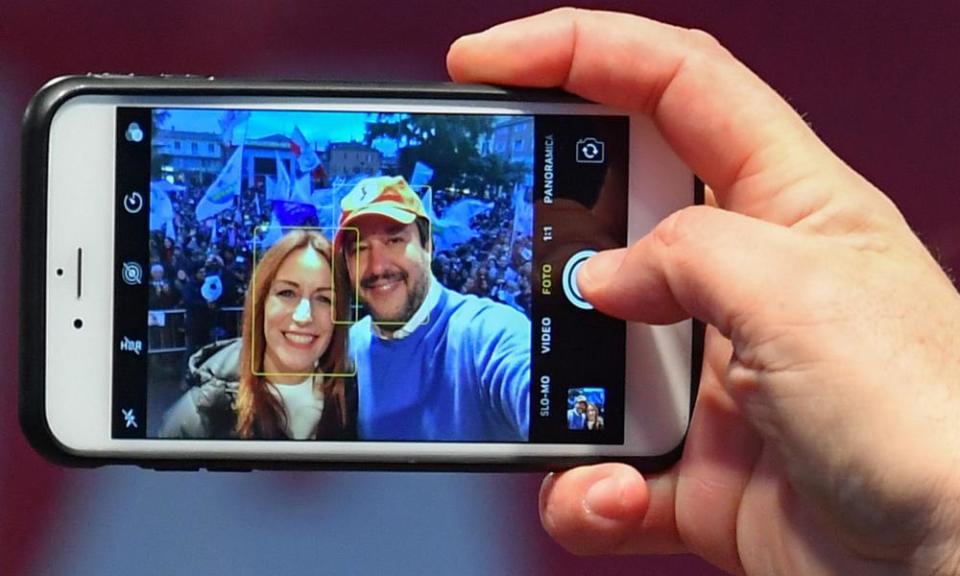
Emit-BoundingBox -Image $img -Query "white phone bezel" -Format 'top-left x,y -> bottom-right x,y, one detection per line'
45,95 -> 693,463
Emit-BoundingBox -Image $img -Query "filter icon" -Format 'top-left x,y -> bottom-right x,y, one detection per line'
122,262 -> 143,285
125,122 -> 144,143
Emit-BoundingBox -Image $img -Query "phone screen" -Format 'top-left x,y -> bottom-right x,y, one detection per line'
112,106 -> 628,444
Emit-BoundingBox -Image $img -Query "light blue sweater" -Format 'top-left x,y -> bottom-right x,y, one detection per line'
350,285 -> 531,441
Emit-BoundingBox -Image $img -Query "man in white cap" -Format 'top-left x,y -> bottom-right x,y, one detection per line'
566,395 -> 588,430
335,176 -> 530,441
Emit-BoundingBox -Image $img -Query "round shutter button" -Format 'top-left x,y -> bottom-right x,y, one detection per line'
562,249 -> 597,310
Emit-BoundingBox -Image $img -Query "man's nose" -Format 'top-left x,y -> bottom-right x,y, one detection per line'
364,242 -> 389,277
292,297 -> 312,323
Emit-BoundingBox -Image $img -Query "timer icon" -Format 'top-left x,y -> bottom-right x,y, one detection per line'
123,192 -> 144,214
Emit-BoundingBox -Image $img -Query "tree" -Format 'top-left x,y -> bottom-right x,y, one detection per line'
364,114 -> 525,194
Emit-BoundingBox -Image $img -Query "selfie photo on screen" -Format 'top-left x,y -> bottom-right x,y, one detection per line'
146,109 -> 535,441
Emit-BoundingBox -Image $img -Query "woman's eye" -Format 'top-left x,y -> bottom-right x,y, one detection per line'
275,288 -> 296,298
313,294 -> 332,305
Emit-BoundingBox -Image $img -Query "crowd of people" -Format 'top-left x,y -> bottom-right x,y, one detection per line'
147,175 -> 536,355
148,180 -> 269,357
429,184 -> 535,316
159,174 -> 534,442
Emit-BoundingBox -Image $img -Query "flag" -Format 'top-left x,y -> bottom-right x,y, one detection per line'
149,183 -> 174,231
266,152 -> 291,202
290,126 -> 320,173
219,110 -> 251,145
196,144 -> 244,221
259,212 -> 285,249
431,199 -> 494,252
164,218 -> 176,242
330,174 -> 366,235
272,200 -> 317,228
442,199 -> 494,226
291,173 -> 312,205
419,186 -> 434,220
310,187 -> 336,229
151,179 -> 186,195
511,186 -> 533,242
269,173 -> 318,229
410,161 -> 434,187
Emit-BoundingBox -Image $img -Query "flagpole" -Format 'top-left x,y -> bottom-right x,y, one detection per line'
235,118 -> 249,236
509,184 -> 519,256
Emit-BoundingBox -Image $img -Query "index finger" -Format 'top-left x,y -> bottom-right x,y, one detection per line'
447,8 -> 865,225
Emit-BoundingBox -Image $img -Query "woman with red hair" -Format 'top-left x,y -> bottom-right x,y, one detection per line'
161,229 -> 355,439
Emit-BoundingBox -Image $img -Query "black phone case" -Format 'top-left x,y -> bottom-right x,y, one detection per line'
20,74 -> 704,472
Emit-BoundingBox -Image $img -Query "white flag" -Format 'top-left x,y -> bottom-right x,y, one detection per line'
259,212 -> 284,249
219,110 -> 251,145
196,145 -> 244,221
266,152 -> 291,202
149,183 -> 174,231
290,125 -> 320,173
292,174 -> 312,204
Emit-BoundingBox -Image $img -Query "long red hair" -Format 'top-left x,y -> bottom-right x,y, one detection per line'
235,229 -> 350,438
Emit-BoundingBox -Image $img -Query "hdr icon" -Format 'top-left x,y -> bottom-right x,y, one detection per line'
120,336 -> 143,355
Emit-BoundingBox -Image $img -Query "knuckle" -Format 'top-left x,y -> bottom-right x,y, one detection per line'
651,205 -> 712,250
683,27 -> 725,55
677,28 -> 734,77
549,6 -> 585,19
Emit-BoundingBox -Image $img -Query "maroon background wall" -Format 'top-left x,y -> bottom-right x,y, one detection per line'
2,2 -> 958,575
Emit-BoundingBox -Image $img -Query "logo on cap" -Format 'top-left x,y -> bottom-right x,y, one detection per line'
336,176 -> 428,246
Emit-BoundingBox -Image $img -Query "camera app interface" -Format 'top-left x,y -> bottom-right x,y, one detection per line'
112,106 -> 627,443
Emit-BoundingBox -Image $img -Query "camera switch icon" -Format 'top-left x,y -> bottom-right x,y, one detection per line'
576,137 -> 605,164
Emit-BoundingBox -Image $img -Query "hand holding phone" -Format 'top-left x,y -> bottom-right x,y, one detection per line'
448,7 -> 960,574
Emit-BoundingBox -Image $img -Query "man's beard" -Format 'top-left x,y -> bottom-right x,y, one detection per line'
361,269 -> 429,329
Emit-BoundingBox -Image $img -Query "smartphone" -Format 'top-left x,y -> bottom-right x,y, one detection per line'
20,75 -> 703,471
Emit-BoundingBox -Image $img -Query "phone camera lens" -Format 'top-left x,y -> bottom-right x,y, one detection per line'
73,318 -> 83,329
56,268 -> 64,276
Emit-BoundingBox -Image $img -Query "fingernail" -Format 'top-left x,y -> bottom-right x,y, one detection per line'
578,249 -> 625,293
453,31 -> 483,45
541,472 -> 556,495
583,475 -> 627,519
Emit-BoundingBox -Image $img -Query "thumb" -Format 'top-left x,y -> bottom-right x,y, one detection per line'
578,204 -> 804,338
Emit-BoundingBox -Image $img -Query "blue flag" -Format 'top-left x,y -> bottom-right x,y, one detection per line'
410,161 -> 434,187
272,200 -> 317,228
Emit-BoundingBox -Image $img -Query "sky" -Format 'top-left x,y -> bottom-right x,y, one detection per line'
159,108 -> 398,156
